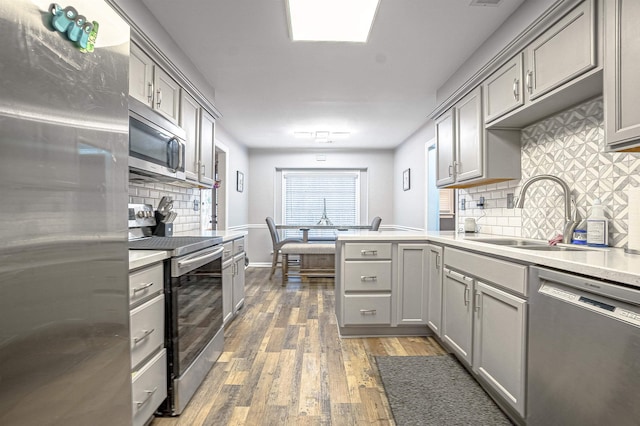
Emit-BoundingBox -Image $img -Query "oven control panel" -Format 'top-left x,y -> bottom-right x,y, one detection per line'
128,203 -> 156,228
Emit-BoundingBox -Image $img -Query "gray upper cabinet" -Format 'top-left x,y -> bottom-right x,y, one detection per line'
435,109 -> 455,187
199,110 -> 216,186
129,43 -> 181,124
180,91 -> 200,182
525,0 -> 596,102
604,0 -> 640,152
436,87 -> 521,189
455,87 -> 483,183
483,53 -> 524,124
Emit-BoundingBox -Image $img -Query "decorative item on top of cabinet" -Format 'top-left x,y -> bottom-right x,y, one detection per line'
129,42 -> 180,124
604,0 -> 640,152
486,0 -> 600,128
436,87 -> 521,189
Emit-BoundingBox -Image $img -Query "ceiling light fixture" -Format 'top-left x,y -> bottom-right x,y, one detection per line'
294,131 -> 350,142
294,131 -> 313,139
286,0 -> 380,42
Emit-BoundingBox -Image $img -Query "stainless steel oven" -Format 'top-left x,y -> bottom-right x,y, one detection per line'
129,97 -> 186,183
129,204 -> 224,416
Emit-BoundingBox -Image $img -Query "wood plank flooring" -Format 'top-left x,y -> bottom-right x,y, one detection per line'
151,267 -> 447,426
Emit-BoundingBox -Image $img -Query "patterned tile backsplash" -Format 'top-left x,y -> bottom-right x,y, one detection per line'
129,182 -> 203,233
458,97 -> 640,248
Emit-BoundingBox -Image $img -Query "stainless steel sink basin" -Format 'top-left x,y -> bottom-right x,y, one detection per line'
469,238 -> 547,246
511,245 -> 593,252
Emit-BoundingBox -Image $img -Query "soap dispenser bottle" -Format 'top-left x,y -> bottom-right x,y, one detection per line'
586,199 -> 609,247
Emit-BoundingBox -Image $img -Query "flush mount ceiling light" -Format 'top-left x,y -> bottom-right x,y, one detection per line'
286,0 -> 380,42
293,131 -> 351,142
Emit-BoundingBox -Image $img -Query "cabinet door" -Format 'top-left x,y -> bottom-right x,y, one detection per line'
442,269 -> 473,365
397,244 -> 429,325
435,109 -> 455,186
604,0 -> 640,150
455,87 -> 483,182
199,110 -> 215,186
222,259 -> 233,324
233,253 -> 245,312
129,44 -> 154,108
483,53 -> 524,123
180,91 -> 200,182
473,281 -> 527,417
153,67 -> 181,123
526,0 -> 596,101
426,245 -> 443,336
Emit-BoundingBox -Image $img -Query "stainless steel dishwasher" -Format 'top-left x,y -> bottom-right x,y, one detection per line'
527,267 -> 640,425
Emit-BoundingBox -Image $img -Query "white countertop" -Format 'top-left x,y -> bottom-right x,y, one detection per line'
173,229 -> 247,242
129,250 -> 170,271
337,230 -> 640,288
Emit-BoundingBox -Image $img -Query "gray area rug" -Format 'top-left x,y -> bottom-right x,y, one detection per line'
375,354 -> 513,426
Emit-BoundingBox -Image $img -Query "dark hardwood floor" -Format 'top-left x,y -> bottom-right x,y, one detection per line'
151,267 -> 447,425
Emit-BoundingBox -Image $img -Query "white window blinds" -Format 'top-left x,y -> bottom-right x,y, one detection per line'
282,171 -> 360,239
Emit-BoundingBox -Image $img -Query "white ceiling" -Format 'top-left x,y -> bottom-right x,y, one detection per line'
141,0 -> 524,149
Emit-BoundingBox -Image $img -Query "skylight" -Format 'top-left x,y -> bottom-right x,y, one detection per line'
286,0 -> 380,43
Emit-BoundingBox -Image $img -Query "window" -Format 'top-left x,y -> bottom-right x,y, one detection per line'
282,170 -> 360,239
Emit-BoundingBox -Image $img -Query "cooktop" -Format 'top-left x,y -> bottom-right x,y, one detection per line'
129,236 -> 223,257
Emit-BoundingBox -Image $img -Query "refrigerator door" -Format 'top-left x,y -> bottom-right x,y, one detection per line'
0,1 -> 131,425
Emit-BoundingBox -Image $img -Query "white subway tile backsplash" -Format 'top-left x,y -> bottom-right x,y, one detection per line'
456,97 -> 640,248
129,182 -> 205,231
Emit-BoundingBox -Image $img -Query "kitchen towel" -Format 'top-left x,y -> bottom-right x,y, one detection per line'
628,187 -> 640,252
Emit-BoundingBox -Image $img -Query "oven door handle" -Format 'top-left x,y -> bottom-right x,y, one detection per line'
177,246 -> 224,268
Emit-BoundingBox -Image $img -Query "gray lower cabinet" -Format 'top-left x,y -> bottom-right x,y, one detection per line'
604,0 -> 640,151
223,237 -> 246,325
128,261 -> 167,426
442,247 -> 528,418
473,281 -> 527,417
397,244 -> 430,325
426,244 -> 443,337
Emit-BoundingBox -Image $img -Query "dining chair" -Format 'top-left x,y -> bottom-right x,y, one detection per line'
266,217 -> 303,278
370,216 -> 382,231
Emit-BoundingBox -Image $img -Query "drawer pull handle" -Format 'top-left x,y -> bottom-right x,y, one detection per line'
135,387 -> 158,409
360,250 -> 378,256
133,328 -> 155,344
133,281 -> 154,294
360,309 -> 377,315
360,276 -> 378,281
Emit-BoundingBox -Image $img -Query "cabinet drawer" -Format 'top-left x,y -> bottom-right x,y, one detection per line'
445,247 -> 527,295
130,295 -> 164,369
222,241 -> 233,261
233,237 -> 245,255
132,349 -> 167,426
344,261 -> 391,291
343,294 -> 391,325
129,263 -> 164,306
344,243 -> 392,260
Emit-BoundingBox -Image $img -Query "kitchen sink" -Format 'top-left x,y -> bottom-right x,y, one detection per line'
469,238 -> 547,246
511,245 -> 594,252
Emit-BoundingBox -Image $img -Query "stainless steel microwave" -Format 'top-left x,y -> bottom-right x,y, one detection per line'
129,97 -> 186,183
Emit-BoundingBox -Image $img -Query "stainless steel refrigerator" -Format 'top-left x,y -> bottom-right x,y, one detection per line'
0,1 -> 132,424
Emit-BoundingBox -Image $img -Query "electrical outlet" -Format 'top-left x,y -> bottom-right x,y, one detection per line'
193,199 -> 200,211
507,193 -> 514,209
477,196 -> 485,209
460,198 -> 466,210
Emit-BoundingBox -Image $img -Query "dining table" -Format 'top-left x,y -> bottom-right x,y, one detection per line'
276,224 -> 372,242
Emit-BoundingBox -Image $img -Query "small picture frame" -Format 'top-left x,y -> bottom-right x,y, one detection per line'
236,171 -> 244,192
403,168 -> 411,191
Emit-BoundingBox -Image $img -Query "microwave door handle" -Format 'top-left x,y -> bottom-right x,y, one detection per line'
167,138 -> 179,172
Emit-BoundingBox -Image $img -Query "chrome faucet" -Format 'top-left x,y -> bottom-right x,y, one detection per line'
515,174 -> 579,244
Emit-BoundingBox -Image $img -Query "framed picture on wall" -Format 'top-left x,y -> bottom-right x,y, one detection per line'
403,168 -> 411,191
236,171 -> 244,192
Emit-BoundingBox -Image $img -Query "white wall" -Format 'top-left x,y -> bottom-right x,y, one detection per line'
247,149 -> 394,265
393,121 -> 435,230
216,125 -> 249,229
